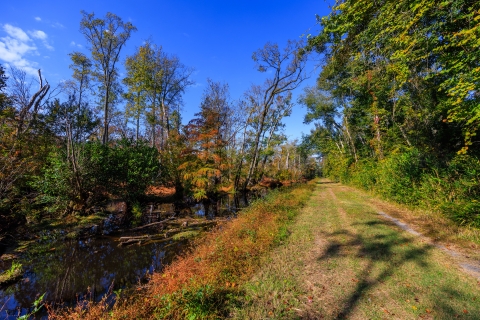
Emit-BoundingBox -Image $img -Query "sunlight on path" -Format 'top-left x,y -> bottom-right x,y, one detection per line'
378,211 -> 480,280
234,180 -> 480,319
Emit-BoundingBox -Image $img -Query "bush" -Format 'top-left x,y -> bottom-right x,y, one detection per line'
349,159 -> 378,191
35,139 -> 160,213
329,149 -> 480,228
375,149 -> 424,204
419,154 -> 480,227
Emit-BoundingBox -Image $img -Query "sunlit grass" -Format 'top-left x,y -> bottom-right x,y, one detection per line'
232,181 -> 480,319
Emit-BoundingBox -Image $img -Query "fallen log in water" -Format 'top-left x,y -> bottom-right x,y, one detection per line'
129,217 -> 176,231
118,220 -> 219,246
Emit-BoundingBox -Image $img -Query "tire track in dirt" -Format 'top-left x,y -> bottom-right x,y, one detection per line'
296,183 -> 381,319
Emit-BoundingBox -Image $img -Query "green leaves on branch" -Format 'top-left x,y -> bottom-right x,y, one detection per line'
306,0 -> 480,154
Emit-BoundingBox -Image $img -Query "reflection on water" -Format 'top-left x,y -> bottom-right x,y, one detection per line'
0,236 -> 186,319
190,193 -> 249,219
0,193 -> 251,319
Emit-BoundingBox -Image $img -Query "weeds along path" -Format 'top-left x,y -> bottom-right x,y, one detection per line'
233,180 -> 480,319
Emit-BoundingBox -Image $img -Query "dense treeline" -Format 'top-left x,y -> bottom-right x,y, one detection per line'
0,12 -> 318,228
302,0 -> 480,226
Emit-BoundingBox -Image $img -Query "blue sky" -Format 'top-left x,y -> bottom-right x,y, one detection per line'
0,0 -> 331,140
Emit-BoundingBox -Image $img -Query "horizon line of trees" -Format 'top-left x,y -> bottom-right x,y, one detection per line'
0,11 -> 319,225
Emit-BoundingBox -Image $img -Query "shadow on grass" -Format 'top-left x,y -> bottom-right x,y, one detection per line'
315,219 -> 435,319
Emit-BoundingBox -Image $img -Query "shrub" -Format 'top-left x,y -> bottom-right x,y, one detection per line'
34,139 -> 160,213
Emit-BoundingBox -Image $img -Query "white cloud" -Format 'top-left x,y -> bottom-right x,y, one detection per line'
4,24 -> 30,42
51,22 -> 64,29
0,24 -> 39,75
30,30 -> 47,40
29,29 -> 54,51
70,41 -> 82,48
34,16 -> 64,28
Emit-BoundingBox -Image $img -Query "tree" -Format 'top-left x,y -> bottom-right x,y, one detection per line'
42,97 -> 99,210
123,43 -> 151,142
80,11 -> 136,144
0,66 -> 55,214
242,40 -> 308,190
147,45 -> 194,149
8,67 -> 51,137
0,64 -> 9,110
123,41 -> 194,148
64,52 -> 93,107
181,80 -> 231,200
305,0 -> 479,156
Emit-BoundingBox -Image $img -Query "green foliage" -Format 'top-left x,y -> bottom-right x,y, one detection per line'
419,155 -> 480,226
0,64 -> 9,110
17,292 -> 45,320
156,285 -> 230,319
0,261 -> 23,286
324,151 -> 480,227
303,0 -> 480,227
306,0 -> 480,155
80,11 -> 137,144
104,139 -> 160,199
375,149 -> 424,204
131,202 -> 143,226
35,139 -> 160,212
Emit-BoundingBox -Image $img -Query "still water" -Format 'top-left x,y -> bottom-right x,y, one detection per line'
0,236 -> 186,319
0,194 -> 249,319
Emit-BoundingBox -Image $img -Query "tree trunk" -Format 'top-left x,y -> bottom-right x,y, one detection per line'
102,79 -> 110,145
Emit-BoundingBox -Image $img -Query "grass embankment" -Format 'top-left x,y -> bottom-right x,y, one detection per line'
49,182 -> 315,319
232,180 -> 480,319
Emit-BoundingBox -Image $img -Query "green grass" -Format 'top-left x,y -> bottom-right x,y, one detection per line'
172,230 -> 200,240
230,180 -> 480,319
0,261 -> 23,285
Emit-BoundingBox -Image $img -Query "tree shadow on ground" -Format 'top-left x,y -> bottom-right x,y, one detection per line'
314,219 -> 435,319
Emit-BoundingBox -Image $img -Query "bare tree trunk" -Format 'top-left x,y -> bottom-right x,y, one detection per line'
344,116 -> 358,162
233,124 -> 249,192
16,69 -> 50,137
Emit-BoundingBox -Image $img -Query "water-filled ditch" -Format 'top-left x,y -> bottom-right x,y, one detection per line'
0,193 -> 252,319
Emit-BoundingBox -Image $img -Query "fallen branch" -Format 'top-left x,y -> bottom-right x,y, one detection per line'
129,217 -> 176,231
